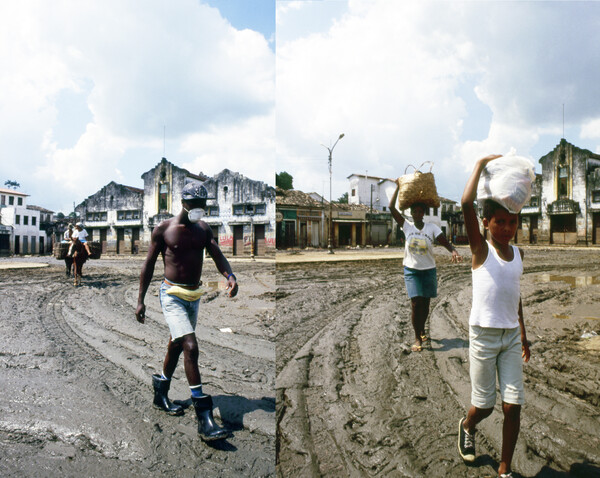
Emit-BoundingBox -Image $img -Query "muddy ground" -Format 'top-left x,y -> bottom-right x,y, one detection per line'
0,255 -> 275,477
276,247 -> 600,478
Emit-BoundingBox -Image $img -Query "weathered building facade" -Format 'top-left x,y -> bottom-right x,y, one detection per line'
511,139 -> 600,245
76,182 -> 144,254
140,158 -> 207,250
537,139 -> 600,245
276,188 -> 324,249
203,169 -> 276,256
75,158 -> 275,256
0,188 -> 54,256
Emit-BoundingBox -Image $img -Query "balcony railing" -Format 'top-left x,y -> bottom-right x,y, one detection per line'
547,199 -> 580,215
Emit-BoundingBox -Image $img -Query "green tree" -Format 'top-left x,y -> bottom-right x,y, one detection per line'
4,180 -> 20,189
337,192 -> 349,203
276,172 -> 294,190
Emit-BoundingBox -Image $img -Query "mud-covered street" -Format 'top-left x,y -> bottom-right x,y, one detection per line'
276,247 -> 600,477
0,256 -> 275,477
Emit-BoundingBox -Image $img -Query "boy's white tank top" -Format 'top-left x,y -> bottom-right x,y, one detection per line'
469,242 -> 522,329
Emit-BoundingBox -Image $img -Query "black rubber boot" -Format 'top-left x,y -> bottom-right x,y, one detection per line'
152,374 -> 183,416
192,395 -> 229,441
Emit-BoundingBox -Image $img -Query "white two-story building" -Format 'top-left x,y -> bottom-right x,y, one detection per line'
0,188 -> 54,255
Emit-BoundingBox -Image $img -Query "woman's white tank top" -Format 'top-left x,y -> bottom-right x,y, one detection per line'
469,242 -> 522,328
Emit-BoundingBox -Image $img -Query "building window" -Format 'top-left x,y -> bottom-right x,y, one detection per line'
32,217 -> 36,226
159,183 -> 169,212
1,195 -> 4,205
433,207 -> 438,216
15,215 -> 20,224
351,189 -> 356,197
117,210 -> 140,221
18,197 -> 23,206
593,191 -> 600,203
24,216 -> 28,225
9,196 -> 14,205
233,204 -> 244,215
558,166 -> 569,198
530,196 -> 539,207
256,204 -> 267,214
382,206 -> 387,212
87,212 -> 108,221
206,206 -> 219,217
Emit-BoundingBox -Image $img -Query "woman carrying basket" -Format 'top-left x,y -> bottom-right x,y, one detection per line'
389,163 -> 462,352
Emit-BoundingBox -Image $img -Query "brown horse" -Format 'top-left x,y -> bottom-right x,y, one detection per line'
71,239 -> 89,286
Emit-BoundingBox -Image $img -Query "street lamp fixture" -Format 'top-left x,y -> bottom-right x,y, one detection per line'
321,133 -> 345,254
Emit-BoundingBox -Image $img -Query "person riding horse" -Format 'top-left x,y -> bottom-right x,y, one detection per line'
71,237 -> 89,286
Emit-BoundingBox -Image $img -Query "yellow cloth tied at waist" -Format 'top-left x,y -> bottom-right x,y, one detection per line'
165,285 -> 205,301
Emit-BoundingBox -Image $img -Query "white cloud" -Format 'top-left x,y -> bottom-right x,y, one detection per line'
277,0 -> 600,201
180,110 -> 275,186
581,118 -> 600,140
0,0 -> 274,212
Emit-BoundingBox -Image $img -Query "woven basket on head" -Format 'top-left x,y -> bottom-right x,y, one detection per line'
396,161 -> 441,210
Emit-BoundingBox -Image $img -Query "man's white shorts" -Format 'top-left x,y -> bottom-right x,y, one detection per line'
469,325 -> 524,408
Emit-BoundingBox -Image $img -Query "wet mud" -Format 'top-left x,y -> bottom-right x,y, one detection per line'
0,257 -> 275,477
276,248 -> 600,477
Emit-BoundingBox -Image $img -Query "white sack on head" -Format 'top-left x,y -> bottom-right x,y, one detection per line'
476,154 -> 535,214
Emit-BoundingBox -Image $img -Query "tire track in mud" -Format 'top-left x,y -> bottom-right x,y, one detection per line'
0,261 -> 276,477
276,261 -> 484,477
277,251 -> 600,477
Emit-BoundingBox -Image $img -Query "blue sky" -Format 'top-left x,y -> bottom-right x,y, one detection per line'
205,0 -> 275,47
0,0 -> 274,214
276,1 -> 600,202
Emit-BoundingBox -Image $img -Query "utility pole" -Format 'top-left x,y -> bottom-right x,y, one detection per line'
321,133 -> 345,254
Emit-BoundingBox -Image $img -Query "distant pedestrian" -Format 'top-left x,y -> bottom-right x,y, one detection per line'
458,155 -> 530,478
389,184 -> 462,352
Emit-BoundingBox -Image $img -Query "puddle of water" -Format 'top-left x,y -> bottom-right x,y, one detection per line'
553,314 -> 600,320
552,303 -> 600,320
536,274 -> 600,288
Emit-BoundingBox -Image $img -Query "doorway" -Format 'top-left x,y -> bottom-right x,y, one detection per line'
132,228 -> 140,254
233,225 -> 244,256
254,224 -> 265,256
117,229 -> 125,254
550,214 -> 577,244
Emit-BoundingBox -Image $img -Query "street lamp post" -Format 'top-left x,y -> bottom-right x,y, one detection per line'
322,133 -> 345,254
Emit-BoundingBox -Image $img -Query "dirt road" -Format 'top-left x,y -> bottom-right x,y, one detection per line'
276,247 -> 600,477
0,256 -> 275,477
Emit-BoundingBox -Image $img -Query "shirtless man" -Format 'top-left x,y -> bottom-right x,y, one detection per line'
136,182 -> 238,442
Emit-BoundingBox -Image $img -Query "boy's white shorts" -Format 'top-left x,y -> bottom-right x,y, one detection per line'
469,325 -> 524,408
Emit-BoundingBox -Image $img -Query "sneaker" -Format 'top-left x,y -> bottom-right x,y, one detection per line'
458,417 -> 476,462
500,473 -> 513,478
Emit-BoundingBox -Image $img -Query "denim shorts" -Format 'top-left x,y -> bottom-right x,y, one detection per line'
403,267 -> 437,298
159,281 -> 200,340
469,325 -> 524,408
